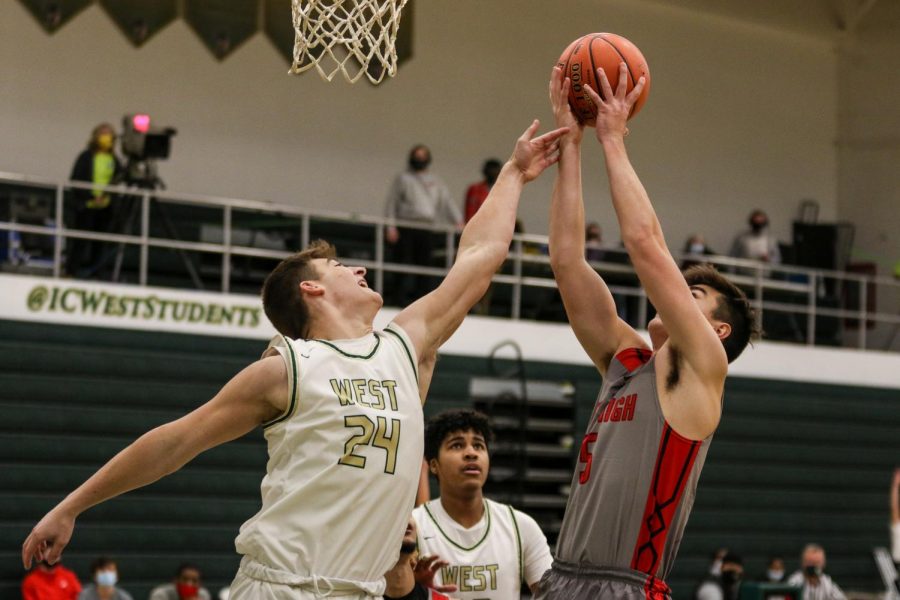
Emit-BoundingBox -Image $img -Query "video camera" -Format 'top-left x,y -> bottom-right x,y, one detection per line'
120,114 -> 176,188
121,113 -> 176,161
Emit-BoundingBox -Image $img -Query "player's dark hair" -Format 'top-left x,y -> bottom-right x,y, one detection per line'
261,240 -> 336,339
90,556 -> 115,574
683,264 -> 759,363
424,409 -> 494,462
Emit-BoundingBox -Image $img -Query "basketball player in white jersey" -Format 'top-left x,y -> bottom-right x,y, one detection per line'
536,66 -> 757,599
21,120 -> 569,599
413,410 -> 552,599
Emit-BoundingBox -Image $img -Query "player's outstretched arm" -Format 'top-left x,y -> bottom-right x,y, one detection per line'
584,65 -> 727,389
21,356 -> 288,569
548,67 -> 647,376
394,121 -> 568,363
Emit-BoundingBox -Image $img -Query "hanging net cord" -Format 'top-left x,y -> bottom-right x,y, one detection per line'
291,0 -> 409,84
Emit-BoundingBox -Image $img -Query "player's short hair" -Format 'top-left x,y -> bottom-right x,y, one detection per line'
683,264 -> 759,363
89,556 -> 115,574
424,409 -> 494,462
261,240 -> 336,339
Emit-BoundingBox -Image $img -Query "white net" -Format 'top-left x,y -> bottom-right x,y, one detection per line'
290,0 -> 410,84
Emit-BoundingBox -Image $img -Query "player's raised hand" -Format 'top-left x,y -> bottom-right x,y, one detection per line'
413,554 -> 459,594
549,67 -> 583,142
22,507 -> 76,569
583,62 -> 646,143
511,120 -> 570,183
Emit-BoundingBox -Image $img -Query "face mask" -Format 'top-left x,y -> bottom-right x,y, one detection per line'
804,565 -> 822,577
750,220 -> 767,233
767,569 -> 784,582
689,243 -> 705,254
177,583 -> 200,599
409,158 -> 430,171
400,540 -> 417,554
96,570 -> 118,587
96,134 -> 114,152
709,560 -> 723,576
721,570 -> 742,586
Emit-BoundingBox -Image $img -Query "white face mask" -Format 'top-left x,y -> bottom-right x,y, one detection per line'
710,559 -> 723,576
689,243 -> 705,254
96,570 -> 118,587
767,569 -> 784,581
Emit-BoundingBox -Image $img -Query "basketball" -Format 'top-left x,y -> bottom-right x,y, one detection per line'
556,33 -> 651,125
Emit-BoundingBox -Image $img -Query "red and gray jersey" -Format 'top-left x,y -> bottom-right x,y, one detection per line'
555,348 -> 713,581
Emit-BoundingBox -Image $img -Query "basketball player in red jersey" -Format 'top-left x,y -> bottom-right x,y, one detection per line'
536,65 -> 758,600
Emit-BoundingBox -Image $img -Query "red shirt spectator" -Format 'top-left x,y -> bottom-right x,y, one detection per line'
22,563 -> 82,600
463,158 -> 502,223
464,181 -> 490,223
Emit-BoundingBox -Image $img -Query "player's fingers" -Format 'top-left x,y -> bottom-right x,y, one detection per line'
583,83 -> 602,107
45,537 -> 66,565
626,76 -> 646,105
21,533 -> 36,569
561,77 -> 571,103
550,66 -> 562,92
519,119 -> 540,142
616,62 -> 629,97
596,67 -> 614,101
535,126 -> 570,147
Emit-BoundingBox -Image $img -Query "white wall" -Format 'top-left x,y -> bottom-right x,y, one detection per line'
0,0 -> 838,255
837,33 -> 900,266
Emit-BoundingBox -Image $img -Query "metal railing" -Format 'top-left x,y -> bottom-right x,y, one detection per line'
1,171 -> 899,352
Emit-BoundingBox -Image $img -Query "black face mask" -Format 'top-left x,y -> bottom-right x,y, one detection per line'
400,540 -> 417,554
721,570 -> 742,587
409,158 -> 430,172
750,220 -> 767,233
804,565 -> 822,577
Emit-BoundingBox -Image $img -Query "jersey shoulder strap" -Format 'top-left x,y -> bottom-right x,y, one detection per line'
505,503 -> 524,584
261,335 -> 302,429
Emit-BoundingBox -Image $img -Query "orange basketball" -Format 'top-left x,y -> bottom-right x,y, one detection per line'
556,33 -> 651,126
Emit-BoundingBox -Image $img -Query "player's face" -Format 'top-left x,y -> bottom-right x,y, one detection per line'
647,285 -> 727,350
312,258 -> 383,307
402,517 -> 417,547
433,429 -> 490,493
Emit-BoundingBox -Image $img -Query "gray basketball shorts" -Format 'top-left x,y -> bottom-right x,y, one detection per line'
535,560 -> 672,600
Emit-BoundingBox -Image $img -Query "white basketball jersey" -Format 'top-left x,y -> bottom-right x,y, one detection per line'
413,499 -> 527,600
234,323 -> 423,592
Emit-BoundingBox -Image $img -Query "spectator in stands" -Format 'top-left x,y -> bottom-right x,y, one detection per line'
22,559 -> 81,600
67,122 -> 123,279
730,209 -> 781,265
763,556 -> 786,583
786,543 -> 847,600
384,144 -> 464,305
694,551 -> 743,600
414,410 -> 552,597
77,556 -> 132,600
463,158 -> 503,223
681,233 -> 716,270
585,221 -> 605,262
891,468 -> 900,563
384,516 -> 454,600
148,564 -> 211,600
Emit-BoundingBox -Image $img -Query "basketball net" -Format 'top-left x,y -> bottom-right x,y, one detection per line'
290,0 -> 409,84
